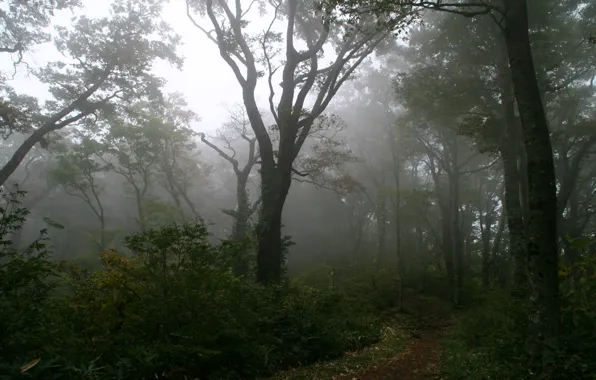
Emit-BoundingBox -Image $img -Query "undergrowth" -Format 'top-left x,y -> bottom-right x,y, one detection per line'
441,270 -> 596,380
0,189 -> 396,380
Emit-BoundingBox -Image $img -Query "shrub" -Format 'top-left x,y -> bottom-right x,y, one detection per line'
0,217 -> 381,379
442,256 -> 596,380
441,291 -> 527,379
295,260 -> 402,313
0,187 -> 64,378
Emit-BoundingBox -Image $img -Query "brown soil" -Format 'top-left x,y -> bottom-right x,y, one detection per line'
336,290 -> 454,380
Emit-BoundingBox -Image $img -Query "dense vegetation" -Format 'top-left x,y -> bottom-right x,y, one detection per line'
1,189 -> 392,379
1,0 -> 595,379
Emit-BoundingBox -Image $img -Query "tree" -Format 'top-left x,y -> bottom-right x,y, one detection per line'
51,136 -> 110,250
0,0 -> 182,187
151,93 -> 205,222
201,105 -> 357,275
200,105 -> 261,244
102,107 -> 164,231
186,0 -> 402,283
200,105 -> 261,275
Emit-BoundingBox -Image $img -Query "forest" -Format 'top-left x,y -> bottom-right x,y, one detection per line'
0,0 -> 595,379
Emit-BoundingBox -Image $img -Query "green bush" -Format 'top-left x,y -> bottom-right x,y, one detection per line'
442,261 -> 596,380
0,195 -> 381,380
295,261 -> 402,314
0,188 -> 63,378
441,291 -> 527,379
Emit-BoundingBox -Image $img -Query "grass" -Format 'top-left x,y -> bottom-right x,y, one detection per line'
265,314 -> 409,380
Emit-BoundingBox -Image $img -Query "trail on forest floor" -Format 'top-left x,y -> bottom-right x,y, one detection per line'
335,290 -> 454,380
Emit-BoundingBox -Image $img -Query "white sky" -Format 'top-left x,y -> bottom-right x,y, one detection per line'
0,0 -> 283,133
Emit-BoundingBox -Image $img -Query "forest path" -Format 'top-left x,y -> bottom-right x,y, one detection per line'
336,289 -> 454,380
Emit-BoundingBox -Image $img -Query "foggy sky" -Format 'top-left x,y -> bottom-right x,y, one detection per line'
0,0 -> 281,133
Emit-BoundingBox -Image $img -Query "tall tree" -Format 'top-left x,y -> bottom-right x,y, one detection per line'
186,0 -> 400,283
51,136 -> 110,250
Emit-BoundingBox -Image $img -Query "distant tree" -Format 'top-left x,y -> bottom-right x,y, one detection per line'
101,108 -> 164,231
102,94 -> 205,230
51,135 -> 110,250
199,105 -> 260,275
151,93 -> 206,222
0,0 -> 182,187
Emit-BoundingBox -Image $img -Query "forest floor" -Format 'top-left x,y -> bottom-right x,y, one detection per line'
269,289 -> 455,380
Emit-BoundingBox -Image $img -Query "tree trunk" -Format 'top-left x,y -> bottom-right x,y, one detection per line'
392,141 -> 403,310
449,168 -> 463,306
479,202 -> 493,290
375,180 -> 387,272
503,0 -> 560,366
497,36 -> 529,297
135,188 -> 146,231
440,204 -> 455,292
99,212 -> 106,251
501,141 -> 528,296
232,174 -> 251,276
255,163 -> 291,284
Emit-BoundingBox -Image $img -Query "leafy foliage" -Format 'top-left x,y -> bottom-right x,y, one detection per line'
442,258 -> 596,380
0,198 -> 383,380
0,186 -> 62,376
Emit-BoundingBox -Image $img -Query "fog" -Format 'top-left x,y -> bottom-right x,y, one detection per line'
1,0 -> 595,378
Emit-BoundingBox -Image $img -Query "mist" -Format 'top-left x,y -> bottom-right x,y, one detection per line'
1,0 -> 594,379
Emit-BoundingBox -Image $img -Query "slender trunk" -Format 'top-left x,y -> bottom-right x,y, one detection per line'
416,227 -> 425,291
392,144 -> 403,309
503,0 -> 560,365
233,174 -> 250,276
375,180 -> 387,272
492,206 -> 506,258
352,213 -> 365,262
440,203 -> 455,291
562,191 -> 582,284
480,207 -> 492,290
164,169 -> 187,222
99,214 -> 106,251
135,189 -> 146,231
178,188 -> 202,221
449,168 -> 463,306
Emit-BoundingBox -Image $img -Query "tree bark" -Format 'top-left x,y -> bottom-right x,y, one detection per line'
496,29 -> 529,297
448,165 -> 463,306
232,174 -> 251,276
255,161 -> 292,284
375,176 -> 387,272
503,0 -> 560,365
478,179 -> 493,290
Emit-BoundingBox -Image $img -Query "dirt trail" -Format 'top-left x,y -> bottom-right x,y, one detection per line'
337,290 -> 454,380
